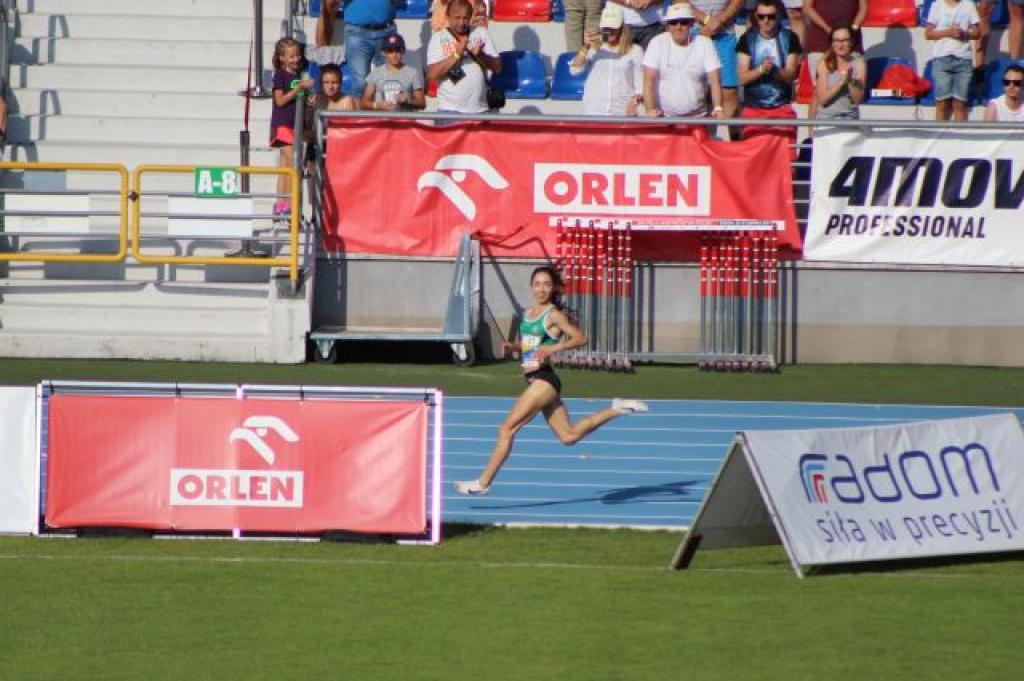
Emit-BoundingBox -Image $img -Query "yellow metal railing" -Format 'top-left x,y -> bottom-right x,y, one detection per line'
0,161 -> 130,263
132,165 -> 300,283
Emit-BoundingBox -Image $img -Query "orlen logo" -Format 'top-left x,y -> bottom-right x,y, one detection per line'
417,154 -> 509,220
798,443 -> 1000,505
534,163 -> 710,216
170,416 -> 303,508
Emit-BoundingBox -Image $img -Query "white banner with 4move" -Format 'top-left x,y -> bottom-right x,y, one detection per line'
673,412 -> 1024,576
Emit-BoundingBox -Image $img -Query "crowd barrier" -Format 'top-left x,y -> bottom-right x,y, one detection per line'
0,162 -> 302,282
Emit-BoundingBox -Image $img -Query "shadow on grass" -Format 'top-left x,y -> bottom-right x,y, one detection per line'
470,479 -> 700,511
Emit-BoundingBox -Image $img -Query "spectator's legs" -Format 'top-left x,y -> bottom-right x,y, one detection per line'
583,0 -> 603,43
951,98 -> 968,121
974,0 -> 993,71
277,144 -> 294,210
564,0 -> 585,52
343,24 -> 385,98
1010,2 -> 1024,60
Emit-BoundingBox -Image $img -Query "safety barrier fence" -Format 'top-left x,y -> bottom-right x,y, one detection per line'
0,161 -> 301,282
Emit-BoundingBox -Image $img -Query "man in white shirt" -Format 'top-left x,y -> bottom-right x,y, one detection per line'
426,0 -> 502,114
642,3 -> 724,118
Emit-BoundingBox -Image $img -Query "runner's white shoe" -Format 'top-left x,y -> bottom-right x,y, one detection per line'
454,479 -> 491,496
612,398 -> 648,414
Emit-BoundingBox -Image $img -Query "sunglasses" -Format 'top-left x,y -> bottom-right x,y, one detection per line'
755,13 -> 778,21
1004,79 -> 1023,86
666,19 -> 694,26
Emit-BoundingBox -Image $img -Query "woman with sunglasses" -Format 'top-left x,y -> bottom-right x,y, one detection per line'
984,64 -> 1024,122
813,25 -> 865,120
570,5 -> 645,116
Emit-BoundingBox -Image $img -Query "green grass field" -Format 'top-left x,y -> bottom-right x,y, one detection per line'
2,358 -> 1024,679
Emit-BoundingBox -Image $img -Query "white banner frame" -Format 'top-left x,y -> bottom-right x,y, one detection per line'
0,386 -> 41,535
805,128 -> 1024,267
672,413 -> 1024,577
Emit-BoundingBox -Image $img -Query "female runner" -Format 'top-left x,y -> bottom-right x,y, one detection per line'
455,266 -> 647,496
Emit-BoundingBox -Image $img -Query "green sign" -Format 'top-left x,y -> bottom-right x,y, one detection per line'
194,167 -> 242,198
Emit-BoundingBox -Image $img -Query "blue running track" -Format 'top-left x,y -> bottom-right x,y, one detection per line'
441,397 -> 1024,529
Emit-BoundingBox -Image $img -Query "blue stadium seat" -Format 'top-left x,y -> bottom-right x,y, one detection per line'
920,0 -> 1008,27
551,0 -> 564,23
863,56 -> 918,105
395,0 -> 430,20
980,57 -> 1024,102
550,51 -> 586,100
492,50 -> 548,99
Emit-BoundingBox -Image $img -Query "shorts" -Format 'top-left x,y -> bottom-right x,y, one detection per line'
525,366 -> 562,394
270,125 -> 295,147
691,28 -> 739,88
932,55 -> 973,103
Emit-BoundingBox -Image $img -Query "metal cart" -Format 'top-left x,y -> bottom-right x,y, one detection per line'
309,233 -> 482,366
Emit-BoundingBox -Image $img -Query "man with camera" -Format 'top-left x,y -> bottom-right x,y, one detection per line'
426,0 -> 502,114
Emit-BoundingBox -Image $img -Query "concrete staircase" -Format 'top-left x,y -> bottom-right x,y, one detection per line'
2,0 -> 310,363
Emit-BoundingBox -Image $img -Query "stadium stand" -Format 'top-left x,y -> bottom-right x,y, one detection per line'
493,49 -> 549,98
492,0 -> 553,23
863,0 -> 918,28
550,50 -> 587,100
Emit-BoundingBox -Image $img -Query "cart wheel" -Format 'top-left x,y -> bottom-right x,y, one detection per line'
451,341 -> 476,367
312,339 -> 338,364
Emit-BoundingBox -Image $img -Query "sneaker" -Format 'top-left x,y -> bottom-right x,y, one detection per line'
612,398 -> 648,414
454,479 -> 491,496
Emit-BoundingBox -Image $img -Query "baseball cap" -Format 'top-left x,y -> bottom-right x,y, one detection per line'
661,3 -> 695,23
382,33 -> 406,52
599,5 -> 624,30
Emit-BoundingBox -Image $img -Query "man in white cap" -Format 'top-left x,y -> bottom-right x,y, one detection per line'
570,4 -> 646,115
606,0 -> 667,49
642,3 -> 724,118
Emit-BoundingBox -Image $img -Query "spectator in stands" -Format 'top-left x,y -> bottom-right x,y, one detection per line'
310,0 -> 344,66
813,25 -> 865,119
316,63 -> 357,113
924,0 -> 980,122
0,80 -> 7,151
687,1 -> 745,120
643,4 -> 725,118
361,33 -> 428,110
426,0 -> 502,114
570,5 -> 645,115
737,0 -> 803,143
270,37 -> 314,219
984,63 -> 1024,121
431,0 -> 452,31
608,0 -> 666,49
972,0 -> 994,93
332,0 -> 400,98
565,0 -> 604,52
471,0 -> 490,27
802,0 -> 865,118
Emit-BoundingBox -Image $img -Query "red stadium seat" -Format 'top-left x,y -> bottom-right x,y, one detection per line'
492,0 -> 551,22
862,0 -> 917,28
795,58 -> 814,104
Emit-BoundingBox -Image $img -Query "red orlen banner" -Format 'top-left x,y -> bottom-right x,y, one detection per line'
323,120 -> 800,260
46,395 -> 427,534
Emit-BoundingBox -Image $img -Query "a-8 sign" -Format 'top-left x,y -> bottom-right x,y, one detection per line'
194,167 -> 242,198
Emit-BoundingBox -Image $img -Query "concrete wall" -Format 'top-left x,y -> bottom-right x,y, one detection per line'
316,256 -> 1024,367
